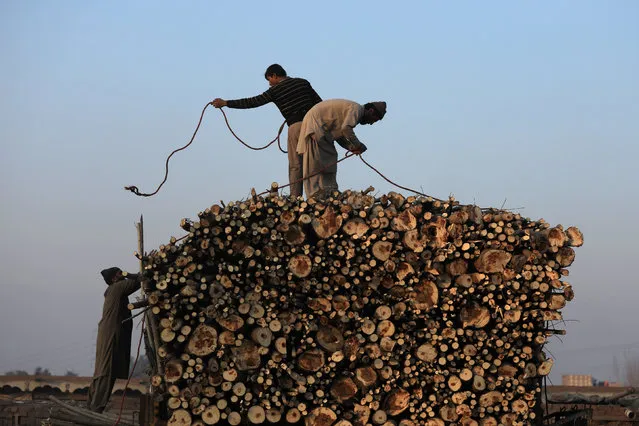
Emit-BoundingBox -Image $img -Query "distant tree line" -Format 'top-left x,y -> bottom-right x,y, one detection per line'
4,354 -> 152,378
4,367 -> 79,376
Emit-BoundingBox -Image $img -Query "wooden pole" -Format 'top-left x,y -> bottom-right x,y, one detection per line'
138,215 -> 144,273
136,215 -> 163,376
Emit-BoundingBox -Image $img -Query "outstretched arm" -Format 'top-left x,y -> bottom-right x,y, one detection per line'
111,276 -> 142,298
211,90 -> 274,109
335,104 -> 367,154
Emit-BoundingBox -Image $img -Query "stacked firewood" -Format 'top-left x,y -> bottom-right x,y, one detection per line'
140,188 -> 582,426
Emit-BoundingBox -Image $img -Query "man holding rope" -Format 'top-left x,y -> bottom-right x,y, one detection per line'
211,64 -> 322,198
87,267 -> 142,413
297,99 -> 386,198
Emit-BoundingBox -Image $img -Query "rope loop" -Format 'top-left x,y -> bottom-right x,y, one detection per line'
124,101 -> 443,202
125,104 -> 286,197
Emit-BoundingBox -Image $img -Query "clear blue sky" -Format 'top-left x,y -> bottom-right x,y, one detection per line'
1,1 -> 638,383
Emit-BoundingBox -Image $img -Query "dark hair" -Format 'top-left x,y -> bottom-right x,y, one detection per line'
264,64 -> 287,79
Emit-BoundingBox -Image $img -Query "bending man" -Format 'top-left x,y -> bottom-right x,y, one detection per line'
87,267 -> 141,413
297,99 -> 386,198
211,64 -> 322,198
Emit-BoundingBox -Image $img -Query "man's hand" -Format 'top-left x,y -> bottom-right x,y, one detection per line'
351,143 -> 368,155
211,98 -> 227,108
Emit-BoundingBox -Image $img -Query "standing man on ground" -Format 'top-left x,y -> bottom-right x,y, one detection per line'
211,64 -> 322,198
87,267 -> 142,413
297,99 -> 386,198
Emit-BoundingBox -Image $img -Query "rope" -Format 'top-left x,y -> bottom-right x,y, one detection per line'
125,104 -> 287,197
219,108 -> 287,153
254,152 -> 443,203
112,314 -> 146,426
124,101 -> 444,202
125,104 -> 209,197
357,156 -> 445,202
256,152 -> 356,197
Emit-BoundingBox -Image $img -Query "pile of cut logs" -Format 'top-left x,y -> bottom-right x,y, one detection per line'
140,188 -> 582,426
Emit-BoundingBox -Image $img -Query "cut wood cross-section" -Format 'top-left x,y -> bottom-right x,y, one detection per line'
139,188 -> 582,425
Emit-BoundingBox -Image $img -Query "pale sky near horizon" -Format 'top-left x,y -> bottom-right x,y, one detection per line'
1,1 -> 638,384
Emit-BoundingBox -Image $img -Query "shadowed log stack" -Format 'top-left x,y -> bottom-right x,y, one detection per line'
141,188 -> 583,426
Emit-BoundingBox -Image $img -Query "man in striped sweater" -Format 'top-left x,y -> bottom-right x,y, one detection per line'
211,64 -> 322,198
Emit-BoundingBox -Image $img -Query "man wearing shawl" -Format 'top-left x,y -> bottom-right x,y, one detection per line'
297,99 -> 387,198
87,267 -> 141,413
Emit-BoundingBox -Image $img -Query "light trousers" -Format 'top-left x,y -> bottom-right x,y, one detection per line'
287,122 -> 303,198
302,135 -> 338,198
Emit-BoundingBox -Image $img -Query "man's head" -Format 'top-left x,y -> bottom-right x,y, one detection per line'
101,267 -> 122,285
264,64 -> 287,87
361,102 -> 387,125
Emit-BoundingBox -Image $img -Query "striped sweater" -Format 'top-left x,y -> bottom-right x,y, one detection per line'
226,77 -> 322,125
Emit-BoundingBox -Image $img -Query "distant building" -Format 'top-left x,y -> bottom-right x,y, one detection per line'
562,374 -> 593,387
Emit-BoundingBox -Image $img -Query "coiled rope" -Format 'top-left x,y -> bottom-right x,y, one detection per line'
124,104 -> 286,197
124,102 -> 441,201
219,108 -> 287,154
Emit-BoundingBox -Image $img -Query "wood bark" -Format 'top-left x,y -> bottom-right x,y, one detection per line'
139,188 -> 582,424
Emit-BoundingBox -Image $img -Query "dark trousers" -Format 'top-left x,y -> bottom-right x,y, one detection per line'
87,374 -> 117,413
